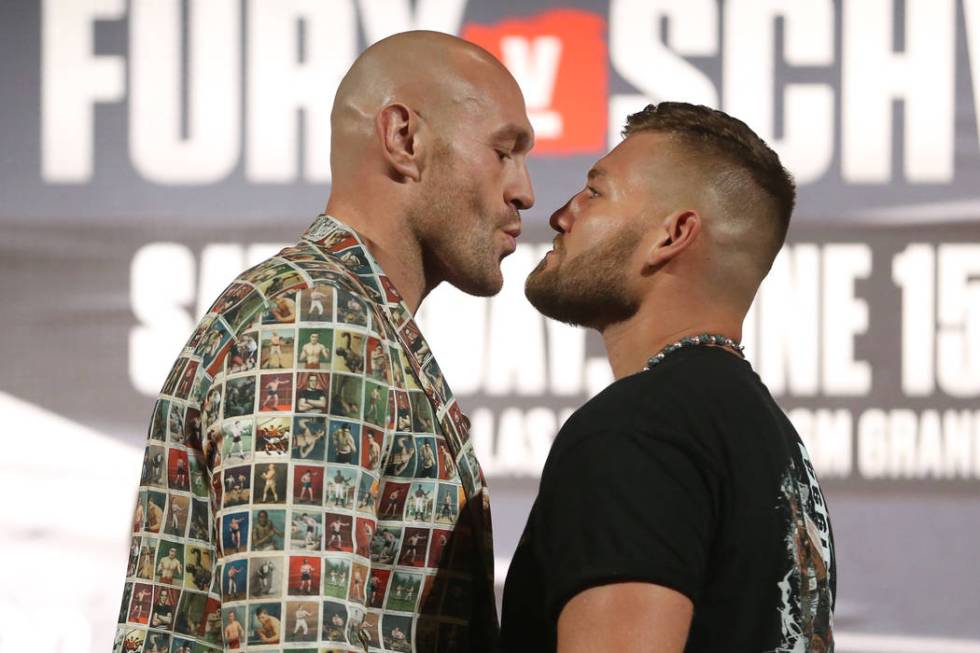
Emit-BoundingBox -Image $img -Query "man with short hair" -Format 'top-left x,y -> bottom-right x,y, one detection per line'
501,102 -> 835,652
118,30 -> 531,651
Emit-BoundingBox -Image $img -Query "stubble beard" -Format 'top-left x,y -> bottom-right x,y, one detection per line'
407,152 -> 507,297
524,227 -> 642,330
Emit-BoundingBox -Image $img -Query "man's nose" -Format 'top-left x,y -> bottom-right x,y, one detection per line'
549,197 -> 574,233
507,161 -> 535,211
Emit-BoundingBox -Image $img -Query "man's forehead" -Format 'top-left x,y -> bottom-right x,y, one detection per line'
591,132 -> 675,182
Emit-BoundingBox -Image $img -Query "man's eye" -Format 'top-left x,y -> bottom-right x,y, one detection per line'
496,150 -> 511,161
587,186 -> 600,198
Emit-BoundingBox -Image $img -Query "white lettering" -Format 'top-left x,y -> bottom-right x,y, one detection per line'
502,36 -> 564,139
892,244 -> 935,395
129,0 -> 240,184
608,0 -> 719,147
937,245 -> 980,396
965,0 -> 980,151
130,244 -> 196,395
858,409 -> 980,479
789,408 -> 852,477
857,408 -> 888,478
822,244 -> 872,395
246,0 -> 356,182
41,0 -> 126,182
723,0 -> 835,184
757,245 -> 820,396
842,0 -> 956,182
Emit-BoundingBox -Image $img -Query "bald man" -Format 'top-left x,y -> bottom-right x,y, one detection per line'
119,31 -> 532,652
501,103 -> 835,652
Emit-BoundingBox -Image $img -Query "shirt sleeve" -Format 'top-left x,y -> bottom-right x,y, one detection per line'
531,424 -> 722,622
116,271 -> 396,651
116,309 -> 227,650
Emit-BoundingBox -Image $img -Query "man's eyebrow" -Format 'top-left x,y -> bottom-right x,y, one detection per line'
588,167 -> 606,180
493,123 -> 534,151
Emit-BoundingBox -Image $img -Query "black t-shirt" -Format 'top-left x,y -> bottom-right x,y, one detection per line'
499,347 -> 835,652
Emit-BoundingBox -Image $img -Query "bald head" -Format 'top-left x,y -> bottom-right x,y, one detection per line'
330,31 -> 521,180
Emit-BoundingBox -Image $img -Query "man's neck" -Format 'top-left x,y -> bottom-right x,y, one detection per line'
323,201 -> 428,313
600,297 -> 743,380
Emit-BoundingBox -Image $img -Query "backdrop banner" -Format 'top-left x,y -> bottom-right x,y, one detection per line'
2,0 -> 979,650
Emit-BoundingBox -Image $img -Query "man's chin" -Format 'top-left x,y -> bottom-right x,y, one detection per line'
449,268 -> 504,298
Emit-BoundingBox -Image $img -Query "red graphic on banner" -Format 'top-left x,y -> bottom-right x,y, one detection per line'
463,9 -> 608,155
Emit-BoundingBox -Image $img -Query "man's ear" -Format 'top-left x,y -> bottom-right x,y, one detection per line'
376,103 -> 421,181
643,209 -> 701,271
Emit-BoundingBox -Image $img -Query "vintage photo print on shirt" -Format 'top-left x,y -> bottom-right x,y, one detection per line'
291,416 -> 327,460
227,329 -> 258,374
255,416 -> 290,457
223,377 -> 255,417
428,528 -> 452,568
149,399 -> 168,441
295,372 -> 330,414
153,539 -> 185,586
127,582 -> 153,624
291,464 -> 324,506
289,509 -> 323,552
258,372 -> 293,412
321,555 -> 351,600
321,600 -> 349,643
362,380 -> 387,428
222,558 -> 247,601
361,427 -> 384,471
251,508 -> 287,553
163,493 -> 190,537
184,545 -> 213,592
247,601 -> 283,647
336,289 -> 368,327
323,512 -> 354,553
409,391 -> 435,434
300,285 -> 335,323
356,472 -> 379,514
167,449 -> 190,491
386,435 -> 417,478
262,293 -> 297,325
405,482 -> 435,523
297,327 -> 333,370
174,590 -> 209,638
254,462 -> 288,504
249,555 -> 283,599
143,490 -> 167,534
327,420 -> 360,464
370,525 -> 403,566
221,511 -> 250,556
330,373 -> 363,419
324,465 -> 357,509
398,527 -> 430,568
366,568 -> 392,609
284,600 -> 320,643
382,613 -> 415,650
259,328 -> 295,370
287,555 -> 322,596
332,329 -> 365,374
434,483 -> 460,525
378,481 -> 411,520
221,464 -> 252,508
386,571 -> 423,613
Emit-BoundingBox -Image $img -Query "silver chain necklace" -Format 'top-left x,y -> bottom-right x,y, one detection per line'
645,333 -> 745,370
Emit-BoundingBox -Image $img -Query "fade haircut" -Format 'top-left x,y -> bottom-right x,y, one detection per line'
622,102 -> 795,273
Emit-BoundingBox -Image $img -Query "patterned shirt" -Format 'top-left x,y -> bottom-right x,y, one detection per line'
116,215 -> 496,653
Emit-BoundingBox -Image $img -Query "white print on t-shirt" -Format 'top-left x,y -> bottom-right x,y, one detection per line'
770,444 -> 835,653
